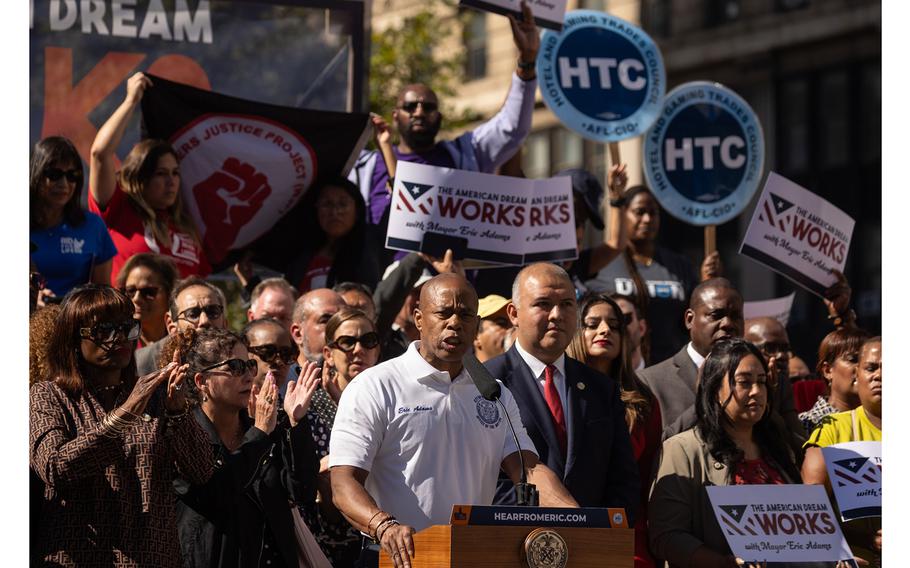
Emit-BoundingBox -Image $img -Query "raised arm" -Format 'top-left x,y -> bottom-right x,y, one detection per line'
89,72 -> 151,209
587,163 -> 630,274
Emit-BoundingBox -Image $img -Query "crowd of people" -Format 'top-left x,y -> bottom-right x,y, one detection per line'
29,3 -> 881,567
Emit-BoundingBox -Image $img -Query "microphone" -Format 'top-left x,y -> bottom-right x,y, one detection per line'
462,353 -> 538,506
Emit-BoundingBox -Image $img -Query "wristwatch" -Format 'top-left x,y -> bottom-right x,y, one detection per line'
609,196 -> 628,207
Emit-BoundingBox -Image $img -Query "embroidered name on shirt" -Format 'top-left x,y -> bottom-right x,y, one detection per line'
60,237 -> 85,254
398,405 -> 434,415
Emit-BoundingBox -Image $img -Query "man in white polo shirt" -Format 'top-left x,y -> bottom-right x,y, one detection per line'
330,273 -> 578,568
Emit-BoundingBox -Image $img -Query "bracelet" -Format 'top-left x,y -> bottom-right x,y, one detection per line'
517,58 -> 535,71
375,518 -> 400,544
609,196 -> 628,207
373,515 -> 396,540
101,410 -> 138,438
367,511 -> 390,538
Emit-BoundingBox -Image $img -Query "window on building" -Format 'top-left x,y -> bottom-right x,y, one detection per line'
463,11 -> 487,81
523,131 -> 551,179
780,78 -> 809,173
818,70 -> 849,168
860,63 -> 881,164
578,0 -> 607,11
552,128 -> 584,172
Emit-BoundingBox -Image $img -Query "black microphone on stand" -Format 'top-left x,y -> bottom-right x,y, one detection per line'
462,353 -> 538,506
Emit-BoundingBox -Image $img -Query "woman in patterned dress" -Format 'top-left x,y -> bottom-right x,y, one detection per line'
29,284 -> 213,567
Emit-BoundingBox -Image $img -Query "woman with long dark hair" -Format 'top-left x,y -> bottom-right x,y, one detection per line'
30,136 -> 117,297
29,285 -> 212,567
566,293 -> 660,568
649,338 -> 801,567
115,253 -> 178,348
89,73 -> 209,283
173,326 -> 326,567
284,178 -> 383,292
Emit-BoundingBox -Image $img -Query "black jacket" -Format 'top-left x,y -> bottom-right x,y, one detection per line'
175,408 -> 319,568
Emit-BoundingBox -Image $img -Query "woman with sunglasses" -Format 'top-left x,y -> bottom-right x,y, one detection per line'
322,308 -> 381,403
89,73 -> 209,284
173,326 -> 325,568
115,253 -> 178,348
650,339 -> 801,568
566,293 -> 660,568
241,317 -> 300,391
29,285 -> 213,567
30,136 -> 117,298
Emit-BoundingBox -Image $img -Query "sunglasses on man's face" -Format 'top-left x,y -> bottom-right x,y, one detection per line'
178,304 -> 224,322
398,101 -> 438,114
248,344 -> 298,365
121,286 -> 160,301
330,331 -> 380,353
199,358 -> 258,377
45,168 -> 82,183
79,320 -> 141,344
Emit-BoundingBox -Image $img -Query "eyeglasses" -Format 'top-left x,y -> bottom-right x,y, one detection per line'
177,304 -> 225,322
121,286 -> 160,301
199,358 -> 258,377
44,168 -> 82,183
316,200 -> 354,213
756,342 -> 790,357
398,101 -> 438,114
79,320 -> 141,344
248,344 -> 298,365
329,331 -> 380,353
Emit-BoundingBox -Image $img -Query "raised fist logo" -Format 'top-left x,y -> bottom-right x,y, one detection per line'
193,157 -> 272,263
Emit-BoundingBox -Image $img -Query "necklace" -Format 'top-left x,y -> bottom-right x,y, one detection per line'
93,384 -> 122,395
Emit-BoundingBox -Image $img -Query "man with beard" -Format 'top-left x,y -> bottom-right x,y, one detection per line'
638,278 -> 744,439
349,1 -> 540,225
330,273 -> 577,568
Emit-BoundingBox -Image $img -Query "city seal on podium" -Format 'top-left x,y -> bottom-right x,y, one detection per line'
523,528 -> 568,568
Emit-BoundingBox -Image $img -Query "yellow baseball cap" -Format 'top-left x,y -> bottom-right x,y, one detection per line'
478,294 -> 510,319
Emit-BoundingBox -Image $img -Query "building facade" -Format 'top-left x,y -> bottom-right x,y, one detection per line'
369,0 -> 881,362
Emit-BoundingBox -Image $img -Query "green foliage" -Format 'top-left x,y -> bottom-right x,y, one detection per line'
369,2 -> 483,133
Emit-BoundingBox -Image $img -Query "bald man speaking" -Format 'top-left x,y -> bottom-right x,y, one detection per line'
330,273 -> 577,568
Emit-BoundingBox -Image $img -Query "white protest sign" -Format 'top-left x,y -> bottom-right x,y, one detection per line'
459,0 -> 568,31
387,162 -> 577,266
706,485 -> 854,564
739,172 -> 854,297
743,293 -> 796,327
822,441 -> 882,522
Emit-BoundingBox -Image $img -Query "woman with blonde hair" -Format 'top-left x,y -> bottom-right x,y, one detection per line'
89,73 -> 209,283
566,292 -> 661,568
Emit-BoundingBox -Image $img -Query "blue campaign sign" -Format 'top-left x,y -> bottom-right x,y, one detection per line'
537,10 -> 665,142
643,81 -> 765,226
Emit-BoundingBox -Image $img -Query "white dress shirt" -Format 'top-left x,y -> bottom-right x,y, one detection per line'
514,340 -> 570,424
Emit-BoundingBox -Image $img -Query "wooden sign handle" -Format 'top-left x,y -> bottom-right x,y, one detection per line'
608,142 -> 621,167
704,225 -> 717,256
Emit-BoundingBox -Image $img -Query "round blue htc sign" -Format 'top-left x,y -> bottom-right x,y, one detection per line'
642,81 -> 765,226
538,10 -> 665,142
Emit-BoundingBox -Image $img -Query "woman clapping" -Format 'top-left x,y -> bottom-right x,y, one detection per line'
173,327 -> 325,567
29,285 -> 212,567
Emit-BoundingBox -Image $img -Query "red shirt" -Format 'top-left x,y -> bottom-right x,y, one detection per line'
732,457 -> 787,485
89,185 -> 210,284
297,254 -> 332,292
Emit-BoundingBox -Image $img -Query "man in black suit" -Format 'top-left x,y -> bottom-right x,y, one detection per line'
639,278 -> 744,439
485,263 -> 639,519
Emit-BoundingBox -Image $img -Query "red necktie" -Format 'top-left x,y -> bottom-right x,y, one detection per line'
543,365 -> 568,458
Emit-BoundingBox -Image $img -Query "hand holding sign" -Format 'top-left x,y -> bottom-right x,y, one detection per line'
508,1 -> 540,67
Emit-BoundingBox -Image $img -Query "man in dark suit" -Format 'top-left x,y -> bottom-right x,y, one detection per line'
485,263 -> 639,519
639,278 -> 744,440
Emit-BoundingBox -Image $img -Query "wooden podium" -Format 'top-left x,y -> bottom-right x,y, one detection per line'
379,506 -> 634,568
